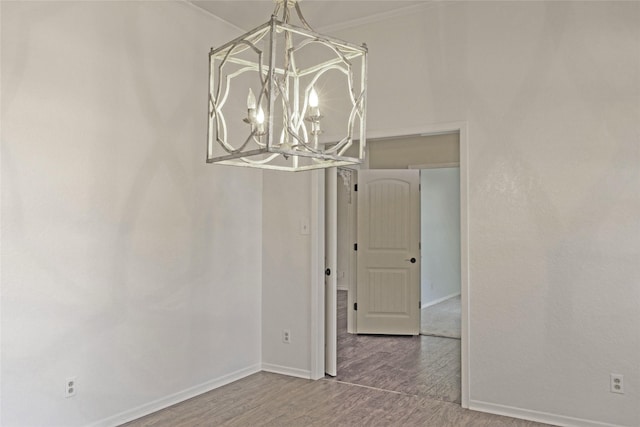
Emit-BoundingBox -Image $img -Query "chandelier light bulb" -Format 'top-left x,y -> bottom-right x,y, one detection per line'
247,88 -> 257,110
256,106 -> 265,124
309,87 -> 319,108
308,86 -> 321,119
255,105 -> 266,135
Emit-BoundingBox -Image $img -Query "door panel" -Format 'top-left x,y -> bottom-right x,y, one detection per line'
325,168 -> 337,376
356,170 -> 420,335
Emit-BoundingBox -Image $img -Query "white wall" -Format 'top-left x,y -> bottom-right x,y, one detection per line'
306,2 -> 640,426
368,133 -> 460,169
421,168 -> 461,305
261,171 -> 312,377
1,2 -> 263,426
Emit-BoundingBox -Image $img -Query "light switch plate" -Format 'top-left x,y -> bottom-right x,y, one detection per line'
300,218 -> 310,235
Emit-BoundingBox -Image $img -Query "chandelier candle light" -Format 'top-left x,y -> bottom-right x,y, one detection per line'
207,0 -> 368,171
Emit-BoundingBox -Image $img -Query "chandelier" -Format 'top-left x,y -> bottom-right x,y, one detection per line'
207,0 -> 368,171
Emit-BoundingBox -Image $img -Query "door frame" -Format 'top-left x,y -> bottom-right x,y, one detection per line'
310,121 -> 470,409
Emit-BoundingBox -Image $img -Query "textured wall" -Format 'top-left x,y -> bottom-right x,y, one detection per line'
328,2 -> 640,426
1,2 -> 262,426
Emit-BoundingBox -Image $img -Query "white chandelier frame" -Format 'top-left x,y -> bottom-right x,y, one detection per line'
207,0 -> 368,171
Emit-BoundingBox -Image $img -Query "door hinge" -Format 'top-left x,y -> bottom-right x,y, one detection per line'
419,301 -> 422,309
419,242 -> 421,250
354,243 -> 358,251
354,184 -> 358,192
354,302 -> 358,311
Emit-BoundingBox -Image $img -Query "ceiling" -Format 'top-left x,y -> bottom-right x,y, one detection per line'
191,0 -> 428,32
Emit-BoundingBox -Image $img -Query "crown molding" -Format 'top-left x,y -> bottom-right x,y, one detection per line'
316,2 -> 437,34
181,0 -> 246,32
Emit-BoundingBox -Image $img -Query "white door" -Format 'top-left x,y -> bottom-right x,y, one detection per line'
325,168 -> 337,376
356,169 -> 420,335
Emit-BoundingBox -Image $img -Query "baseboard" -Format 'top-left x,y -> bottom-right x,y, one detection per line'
469,400 -> 628,427
261,363 -> 312,379
89,364 -> 261,427
421,292 -> 460,309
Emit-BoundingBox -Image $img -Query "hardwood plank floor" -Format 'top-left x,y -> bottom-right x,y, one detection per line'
327,290 -> 460,403
122,291 -> 554,426
421,296 -> 461,339
122,372 -> 553,427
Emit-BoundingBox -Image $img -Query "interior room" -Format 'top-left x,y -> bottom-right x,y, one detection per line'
2,1 -> 638,426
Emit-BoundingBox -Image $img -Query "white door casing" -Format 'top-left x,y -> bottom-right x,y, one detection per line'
316,122 -> 469,405
356,169 -> 421,335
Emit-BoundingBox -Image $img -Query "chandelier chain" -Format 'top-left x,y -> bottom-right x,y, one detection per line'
273,0 -> 313,31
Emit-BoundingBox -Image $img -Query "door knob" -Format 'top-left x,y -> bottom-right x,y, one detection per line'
325,268 -> 331,276
405,258 -> 416,263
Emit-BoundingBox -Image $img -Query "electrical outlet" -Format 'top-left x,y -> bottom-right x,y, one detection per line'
282,329 -> 291,344
610,374 -> 624,394
65,377 -> 77,398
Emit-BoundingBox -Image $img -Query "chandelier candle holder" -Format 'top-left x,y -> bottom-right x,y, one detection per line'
207,0 -> 368,171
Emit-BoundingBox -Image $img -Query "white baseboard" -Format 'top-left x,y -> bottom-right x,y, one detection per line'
89,364 -> 261,427
261,363 -> 311,379
421,292 -> 460,309
470,400 -> 627,427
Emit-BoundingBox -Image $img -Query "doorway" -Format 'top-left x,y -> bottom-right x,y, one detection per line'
419,166 -> 461,339
319,123 -> 469,407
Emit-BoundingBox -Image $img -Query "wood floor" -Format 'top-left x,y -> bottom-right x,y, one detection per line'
327,291 -> 461,404
122,371 -> 551,427
122,291 -> 553,426
420,296 -> 461,339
